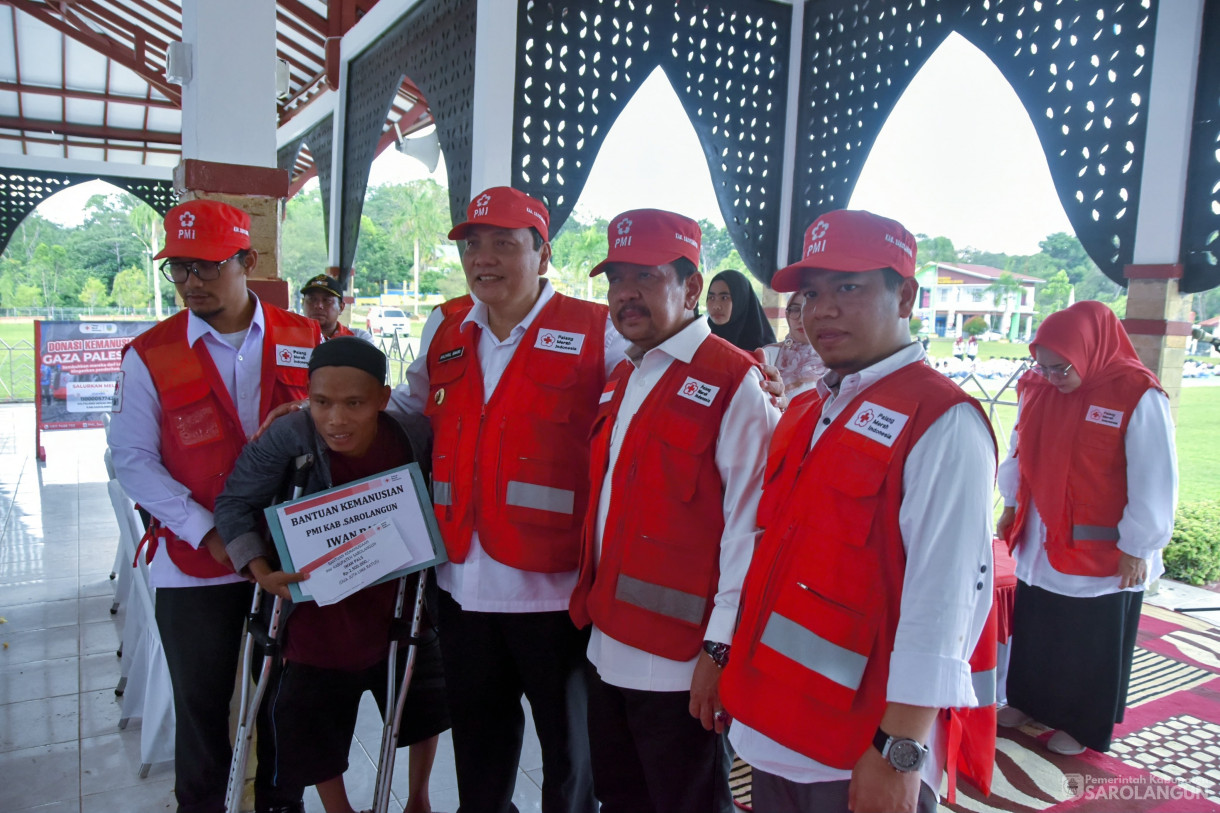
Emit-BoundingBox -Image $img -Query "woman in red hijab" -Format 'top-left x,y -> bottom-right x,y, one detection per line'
995,301 -> 1177,756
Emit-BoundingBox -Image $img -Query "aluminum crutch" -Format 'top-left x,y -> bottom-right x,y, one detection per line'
224,453 -> 313,813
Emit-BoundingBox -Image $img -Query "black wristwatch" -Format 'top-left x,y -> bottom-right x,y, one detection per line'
702,640 -> 731,668
873,727 -> 928,772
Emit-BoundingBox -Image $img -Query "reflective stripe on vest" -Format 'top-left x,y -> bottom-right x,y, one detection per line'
434,481 -> 452,506
614,574 -> 705,626
972,667 -> 997,707
760,612 -> 868,691
506,481 -> 575,515
1073,524 -> 1119,541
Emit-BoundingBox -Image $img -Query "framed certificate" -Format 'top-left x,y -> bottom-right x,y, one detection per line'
264,463 -> 447,605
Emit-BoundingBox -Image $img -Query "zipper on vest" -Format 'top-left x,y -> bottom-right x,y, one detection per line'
749,522 -> 798,647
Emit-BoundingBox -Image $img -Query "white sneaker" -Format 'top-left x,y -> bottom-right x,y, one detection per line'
1047,730 -> 1087,755
997,705 -> 1033,728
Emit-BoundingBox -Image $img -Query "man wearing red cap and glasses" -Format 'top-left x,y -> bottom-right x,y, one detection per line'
387,186 -> 625,813
718,210 -> 997,813
109,199 -> 321,813
568,209 -> 777,813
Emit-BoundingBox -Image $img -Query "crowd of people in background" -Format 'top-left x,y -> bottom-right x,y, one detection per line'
107,190 -> 1177,813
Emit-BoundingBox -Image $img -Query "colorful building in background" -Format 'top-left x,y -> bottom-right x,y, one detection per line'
915,263 -> 1042,340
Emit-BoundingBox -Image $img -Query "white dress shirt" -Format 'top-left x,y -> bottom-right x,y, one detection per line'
586,318 -> 778,692
997,388 -> 1177,598
388,279 -> 629,613
730,342 -> 997,790
109,298 -> 269,589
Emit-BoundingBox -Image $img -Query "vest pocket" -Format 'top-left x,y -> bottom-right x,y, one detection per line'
752,579 -> 879,712
652,413 -> 715,502
615,534 -> 714,629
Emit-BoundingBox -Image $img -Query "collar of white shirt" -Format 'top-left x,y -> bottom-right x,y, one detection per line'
184,292 -> 265,347
815,340 -> 926,403
625,315 -> 710,367
461,279 -> 556,341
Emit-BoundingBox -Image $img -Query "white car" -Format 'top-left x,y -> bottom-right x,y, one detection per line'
367,307 -> 410,336
979,331 -> 1006,341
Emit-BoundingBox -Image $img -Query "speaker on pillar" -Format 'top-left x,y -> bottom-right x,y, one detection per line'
276,59 -> 291,99
166,42 -> 192,85
396,129 -> 441,173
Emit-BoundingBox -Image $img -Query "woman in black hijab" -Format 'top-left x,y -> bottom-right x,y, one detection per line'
705,269 -> 776,352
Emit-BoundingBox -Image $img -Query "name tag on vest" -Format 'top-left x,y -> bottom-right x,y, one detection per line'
535,329 -> 585,355
1085,405 -> 1123,427
845,401 -> 909,448
438,347 -> 464,363
678,377 -> 720,407
276,345 -> 312,368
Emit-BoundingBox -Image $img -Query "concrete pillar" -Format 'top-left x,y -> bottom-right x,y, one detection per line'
1123,0 -> 1204,421
176,0 -> 289,298
469,0 -> 519,198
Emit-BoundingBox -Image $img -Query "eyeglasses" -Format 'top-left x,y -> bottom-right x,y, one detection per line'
1030,359 -> 1074,379
785,305 -> 802,316
159,251 -> 243,283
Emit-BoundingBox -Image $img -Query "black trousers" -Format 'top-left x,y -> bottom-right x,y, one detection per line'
751,770 -> 938,813
156,582 -> 301,813
585,661 -> 733,813
437,590 -> 596,813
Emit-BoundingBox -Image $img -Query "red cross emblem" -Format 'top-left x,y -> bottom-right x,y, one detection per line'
542,333 -> 555,346
280,349 -> 291,362
855,409 -> 874,427
684,382 -> 698,395
1091,409 -> 1102,420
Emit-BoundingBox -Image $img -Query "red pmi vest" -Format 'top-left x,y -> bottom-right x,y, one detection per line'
331,322 -> 355,338
127,306 -> 319,578
424,293 -> 609,573
1011,376 -> 1154,577
720,362 -> 998,793
569,336 -> 753,661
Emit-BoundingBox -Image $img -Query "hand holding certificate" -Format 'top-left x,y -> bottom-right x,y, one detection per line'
264,463 -> 446,606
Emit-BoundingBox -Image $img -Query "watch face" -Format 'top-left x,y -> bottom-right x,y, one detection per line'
888,739 -> 925,771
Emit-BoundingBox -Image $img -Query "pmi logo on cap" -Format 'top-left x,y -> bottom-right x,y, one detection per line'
805,219 -> 830,256
178,210 -> 197,241
613,217 -> 633,249
472,192 -> 493,219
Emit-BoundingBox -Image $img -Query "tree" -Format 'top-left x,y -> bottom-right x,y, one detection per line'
962,316 -> 988,337
78,277 -> 110,312
915,235 -> 958,264
909,316 -> 923,336
31,243 -> 69,311
111,266 -> 151,311
1038,270 -> 1073,316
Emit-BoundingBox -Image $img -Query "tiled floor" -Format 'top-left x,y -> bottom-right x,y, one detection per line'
0,404 -> 544,813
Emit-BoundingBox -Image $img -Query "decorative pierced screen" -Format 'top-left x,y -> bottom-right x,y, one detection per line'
514,0 -> 791,281
0,170 -> 176,258
1181,0 -> 1220,294
340,0 -> 476,272
278,114 -> 335,245
793,0 -> 1157,286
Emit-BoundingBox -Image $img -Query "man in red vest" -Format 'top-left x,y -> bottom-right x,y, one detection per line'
718,210 -> 996,813
568,209 -> 777,813
300,273 -> 373,342
109,199 -> 321,813
388,187 -> 624,813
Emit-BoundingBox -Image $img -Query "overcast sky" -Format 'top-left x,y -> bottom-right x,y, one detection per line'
38,33 -> 1072,259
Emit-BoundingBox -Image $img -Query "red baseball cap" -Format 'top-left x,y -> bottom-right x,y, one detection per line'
448,186 -> 550,241
154,199 -> 252,262
771,209 -> 917,292
589,209 -> 702,277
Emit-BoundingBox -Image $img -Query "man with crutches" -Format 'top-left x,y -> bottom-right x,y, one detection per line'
215,338 -> 450,813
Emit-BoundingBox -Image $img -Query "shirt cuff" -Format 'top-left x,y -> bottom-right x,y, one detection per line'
226,531 -> 272,576
886,651 -> 977,709
177,507 -> 217,549
704,606 -> 738,646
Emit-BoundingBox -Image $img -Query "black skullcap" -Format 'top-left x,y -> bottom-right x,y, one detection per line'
307,336 -> 387,384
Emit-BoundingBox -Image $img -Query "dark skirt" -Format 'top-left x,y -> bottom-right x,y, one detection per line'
1006,580 -> 1143,752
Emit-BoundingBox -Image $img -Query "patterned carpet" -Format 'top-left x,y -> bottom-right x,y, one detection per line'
730,602 -> 1220,812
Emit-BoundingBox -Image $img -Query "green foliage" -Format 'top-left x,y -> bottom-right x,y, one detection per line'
1163,501 -> 1220,586
916,234 -> 958,264
111,266 -> 151,310
909,316 -> 923,335
962,316 -> 988,336
78,277 -> 110,310
1039,270 -> 1073,315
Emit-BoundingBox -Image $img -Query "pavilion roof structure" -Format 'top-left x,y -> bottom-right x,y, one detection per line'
0,0 -> 431,191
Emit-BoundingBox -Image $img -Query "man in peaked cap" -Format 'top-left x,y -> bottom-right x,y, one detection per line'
568,208 -> 778,813
718,210 -> 997,813
386,186 -> 629,813
300,273 -> 373,342
109,198 -> 322,813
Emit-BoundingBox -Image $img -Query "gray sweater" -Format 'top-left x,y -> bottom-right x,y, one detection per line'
215,409 -> 432,575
